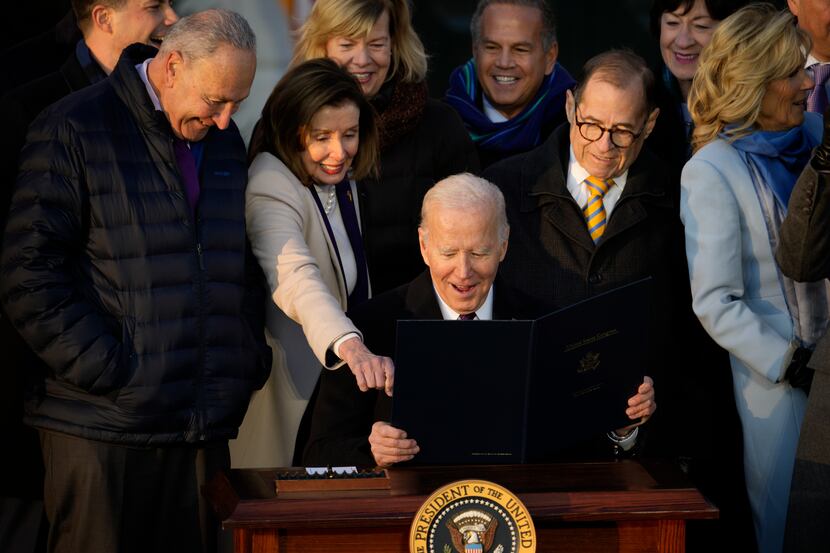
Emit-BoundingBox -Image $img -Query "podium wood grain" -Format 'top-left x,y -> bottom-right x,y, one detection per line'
206,461 -> 716,553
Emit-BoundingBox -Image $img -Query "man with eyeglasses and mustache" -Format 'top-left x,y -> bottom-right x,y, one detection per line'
484,50 -> 692,454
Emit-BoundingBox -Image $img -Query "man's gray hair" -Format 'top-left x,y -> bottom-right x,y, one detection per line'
573,49 -> 657,115
420,173 -> 509,241
159,9 -> 256,62
470,0 -> 557,51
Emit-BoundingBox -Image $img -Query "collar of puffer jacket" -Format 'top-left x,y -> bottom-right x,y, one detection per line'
109,43 -> 180,140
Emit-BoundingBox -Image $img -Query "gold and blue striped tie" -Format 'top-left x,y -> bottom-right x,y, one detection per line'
583,176 -> 613,244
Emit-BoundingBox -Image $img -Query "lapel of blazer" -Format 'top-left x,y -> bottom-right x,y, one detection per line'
519,126 -> 596,253
404,270 -> 443,319
303,181 -> 350,309
601,149 -> 671,245
492,276 -> 521,320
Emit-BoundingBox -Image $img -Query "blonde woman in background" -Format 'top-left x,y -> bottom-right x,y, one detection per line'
681,5 -> 829,551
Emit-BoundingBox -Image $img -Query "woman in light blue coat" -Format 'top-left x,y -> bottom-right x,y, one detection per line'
681,5 -> 830,552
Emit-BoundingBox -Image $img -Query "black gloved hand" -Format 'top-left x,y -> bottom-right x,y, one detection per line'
786,347 -> 814,395
812,105 -> 830,172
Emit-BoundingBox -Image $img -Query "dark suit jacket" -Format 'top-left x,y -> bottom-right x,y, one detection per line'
645,71 -> 690,178
482,124 -> 687,364
301,270 -> 636,466
483,125 -> 757,549
483,124 -> 747,461
778,164 -> 830,551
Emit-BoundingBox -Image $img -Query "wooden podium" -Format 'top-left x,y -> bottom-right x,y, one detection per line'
205,460 -> 717,553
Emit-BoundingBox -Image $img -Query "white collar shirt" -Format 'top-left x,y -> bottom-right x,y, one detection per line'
136,59 -> 162,111
435,285 -> 495,321
482,95 -> 510,123
566,145 -> 628,216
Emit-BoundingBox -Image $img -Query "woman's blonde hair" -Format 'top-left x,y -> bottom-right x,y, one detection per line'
688,3 -> 810,152
291,0 -> 427,84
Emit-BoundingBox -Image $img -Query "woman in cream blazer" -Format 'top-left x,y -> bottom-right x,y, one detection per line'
230,59 -> 390,467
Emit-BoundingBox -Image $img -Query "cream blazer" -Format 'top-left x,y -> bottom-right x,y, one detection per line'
230,152 -> 360,468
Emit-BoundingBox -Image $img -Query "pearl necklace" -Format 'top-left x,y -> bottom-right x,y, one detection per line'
323,185 -> 337,214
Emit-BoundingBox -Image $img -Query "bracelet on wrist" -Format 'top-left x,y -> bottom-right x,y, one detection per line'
607,426 -> 639,443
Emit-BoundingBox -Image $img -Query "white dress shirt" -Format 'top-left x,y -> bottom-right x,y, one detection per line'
136,59 -> 162,111
566,146 -> 628,215
482,95 -> 510,123
434,285 -> 495,320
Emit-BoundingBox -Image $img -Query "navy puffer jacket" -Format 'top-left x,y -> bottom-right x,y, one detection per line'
0,45 -> 270,445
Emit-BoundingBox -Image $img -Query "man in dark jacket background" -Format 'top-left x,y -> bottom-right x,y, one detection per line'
2,0 -> 179,226
0,9 -> 269,553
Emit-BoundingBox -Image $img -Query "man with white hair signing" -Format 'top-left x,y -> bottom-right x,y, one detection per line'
301,173 -> 655,467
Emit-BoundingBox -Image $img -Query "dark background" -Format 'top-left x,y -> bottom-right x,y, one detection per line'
5,0 -> 789,96
411,0 -> 788,96
413,0 -> 658,96
3,0 -> 72,49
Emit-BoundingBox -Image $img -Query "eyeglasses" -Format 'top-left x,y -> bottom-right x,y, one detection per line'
573,107 -> 648,148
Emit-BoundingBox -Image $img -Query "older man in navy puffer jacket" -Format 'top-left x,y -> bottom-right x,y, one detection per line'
0,9 -> 270,553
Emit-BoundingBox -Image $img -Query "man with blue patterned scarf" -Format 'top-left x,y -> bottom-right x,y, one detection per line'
445,0 -> 575,168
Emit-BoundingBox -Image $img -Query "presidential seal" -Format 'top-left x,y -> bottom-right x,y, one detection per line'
578,351 -> 601,373
409,480 -> 536,553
